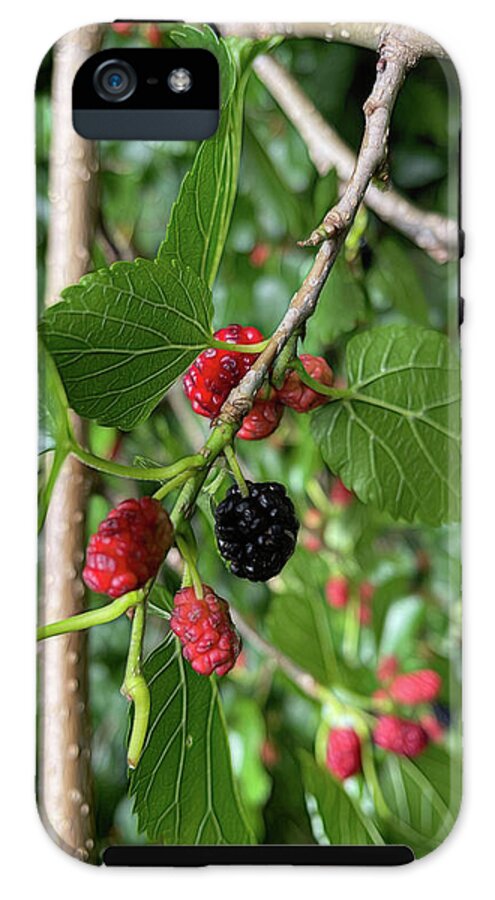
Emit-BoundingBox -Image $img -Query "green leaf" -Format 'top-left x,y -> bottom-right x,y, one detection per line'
378,596 -> 426,661
267,549 -> 340,686
311,325 -> 460,525
366,237 -> 429,325
378,745 -> 460,857
300,751 -> 384,845
40,259 -> 213,430
38,341 -> 72,454
158,36 -> 245,288
129,635 -> 254,845
171,24 -> 237,104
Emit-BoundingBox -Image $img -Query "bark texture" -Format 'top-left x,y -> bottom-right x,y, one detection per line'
39,24 -> 102,863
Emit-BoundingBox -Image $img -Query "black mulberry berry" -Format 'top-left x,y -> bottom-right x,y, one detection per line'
214,481 -> 299,581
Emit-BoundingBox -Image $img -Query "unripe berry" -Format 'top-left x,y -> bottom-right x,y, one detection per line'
249,243 -> 270,268
326,728 -> 362,779
373,715 -> 428,757
237,391 -> 283,440
183,324 -> 264,419
325,576 -> 349,609
83,498 -> 173,598
377,655 -> 399,684
389,669 -> 442,705
170,585 -> 241,677
277,354 -> 333,413
330,479 -> 354,507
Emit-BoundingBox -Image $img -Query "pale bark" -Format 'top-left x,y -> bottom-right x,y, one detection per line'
39,24 -> 102,863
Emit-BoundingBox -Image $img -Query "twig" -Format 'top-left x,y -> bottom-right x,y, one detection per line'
220,22 -> 448,58
230,609 -> 325,703
253,54 -> 457,263
218,31 -> 426,421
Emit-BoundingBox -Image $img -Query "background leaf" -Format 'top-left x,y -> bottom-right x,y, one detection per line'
41,259 -> 212,429
38,341 -> 72,454
129,635 -> 254,845
378,745 -> 460,857
300,751 -> 384,845
311,325 -> 460,525
366,236 -> 429,325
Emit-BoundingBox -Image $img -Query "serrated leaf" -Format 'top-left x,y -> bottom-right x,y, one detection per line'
171,24 -> 237,104
378,745 -> 460,857
311,326 -> 460,525
267,550 -> 340,686
300,751 -> 384,845
40,259 -> 213,429
129,635 -> 254,845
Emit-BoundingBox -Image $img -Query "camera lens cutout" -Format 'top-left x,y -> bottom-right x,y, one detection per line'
93,59 -> 137,102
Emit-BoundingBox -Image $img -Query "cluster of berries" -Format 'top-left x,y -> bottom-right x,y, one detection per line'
183,324 -> 333,440
325,575 -> 374,625
82,498 -> 242,677
325,660 -> 445,780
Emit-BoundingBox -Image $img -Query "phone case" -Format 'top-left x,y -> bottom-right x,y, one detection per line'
37,21 -> 461,866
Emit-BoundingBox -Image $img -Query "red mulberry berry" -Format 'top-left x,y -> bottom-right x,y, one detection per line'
373,715 -> 428,757
249,243 -> 270,268
146,23 -> 162,45
183,324 -> 264,419
83,498 -> 173,598
377,655 -> 399,684
111,22 -> 133,35
237,391 -> 283,440
389,670 -> 442,705
170,585 -> 241,676
325,576 -> 349,609
277,354 -> 333,413
330,479 -> 354,507
326,728 -> 362,779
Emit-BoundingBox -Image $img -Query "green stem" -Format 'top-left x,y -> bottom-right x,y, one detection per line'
121,601 -> 150,769
71,443 -> 204,483
37,589 -> 144,641
210,337 -> 270,354
153,469 -> 194,501
38,447 -> 69,533
175,533 -> 204,599
224,444 -> 249,497
290,359 -> 350,399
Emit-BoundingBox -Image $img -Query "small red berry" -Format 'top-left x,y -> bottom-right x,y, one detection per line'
330,479 -> 354,507
146,23 -> 162,46
373,715 -> 428,757
303,534 -> 323,553
377,655 -> 399,684
358,602 -> 372,625
359,581 -> 375,603
183,324 -> 264,419
249,243 -> 270,267
389,670 -> 442,705
303,507 -> 323,529
325,576 -> 349,609
170,584 -> 241,677
326,728 -> 362,779
420,714 -> 444,744
261,739 -> 280,767
372,688 -> 389,702
237,391 -> 283,440
111,22 -> 133,35
83,498 -> 173,598
277,355 -> 333,413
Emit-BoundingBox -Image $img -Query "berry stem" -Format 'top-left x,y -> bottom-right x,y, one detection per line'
289,359 -> 349,399
36,588 -> 146,641
175,533 -> 204,599
152,469 -> 195,501
224,444 -> 249,497
210,337 -> 270,354
121,600 -> 150,769
71,443 -> 204,483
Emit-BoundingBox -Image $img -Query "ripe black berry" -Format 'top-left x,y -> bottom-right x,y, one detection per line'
214,481 -> 299,581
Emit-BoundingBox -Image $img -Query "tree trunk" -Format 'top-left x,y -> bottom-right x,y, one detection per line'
38,24 -> 102,863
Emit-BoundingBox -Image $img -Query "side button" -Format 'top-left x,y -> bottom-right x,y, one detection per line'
459,229 -> 465,258
458,296 -> 465,327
